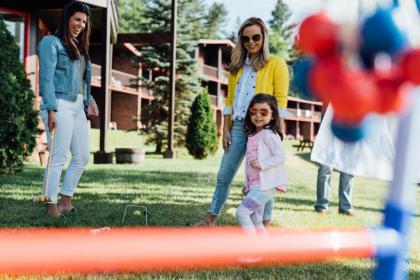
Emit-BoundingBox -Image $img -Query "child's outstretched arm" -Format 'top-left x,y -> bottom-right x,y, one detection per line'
259,132 -> 286,170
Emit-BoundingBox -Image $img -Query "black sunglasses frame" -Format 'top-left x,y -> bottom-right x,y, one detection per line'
240,34 -> 262,43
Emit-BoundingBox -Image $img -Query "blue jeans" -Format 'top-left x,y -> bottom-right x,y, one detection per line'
208,120 -> 273,220
315,164 -> 354,212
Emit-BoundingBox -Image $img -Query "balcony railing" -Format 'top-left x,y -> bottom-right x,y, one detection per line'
208,94 -> 225,108
286,108 -> 321,122
201,64 -> 218,78
91,63 -> 101,84
209,95 -> 217,106
92,64 -> 148,96
112,69 -> 139,90
198,63 -> 229,84
220,69 -> 229,84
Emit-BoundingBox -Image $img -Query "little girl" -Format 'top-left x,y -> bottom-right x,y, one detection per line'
236,93 -> 287,233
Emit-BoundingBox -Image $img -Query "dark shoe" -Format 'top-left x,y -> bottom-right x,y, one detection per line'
338,209 -> 354,216
194,218 -> 215,227
47,206 -> 65,218
315,209 -> 327,215
262,219 -> 270,228
60,207 -> 77,216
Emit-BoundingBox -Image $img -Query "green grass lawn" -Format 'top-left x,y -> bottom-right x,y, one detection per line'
1,129 -> 420,279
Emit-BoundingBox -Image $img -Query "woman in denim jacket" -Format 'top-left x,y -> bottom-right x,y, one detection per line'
38,1 -> 98,217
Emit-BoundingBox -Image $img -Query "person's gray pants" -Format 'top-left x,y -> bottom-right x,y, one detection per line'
315,164 -> 354,212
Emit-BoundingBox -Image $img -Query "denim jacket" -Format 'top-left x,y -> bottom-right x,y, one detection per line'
38,35 -> 93,111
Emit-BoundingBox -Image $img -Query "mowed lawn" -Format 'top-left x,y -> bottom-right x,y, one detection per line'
1,129 -> 420,279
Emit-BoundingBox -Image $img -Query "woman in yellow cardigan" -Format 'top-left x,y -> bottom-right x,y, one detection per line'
196,17 -> 289,226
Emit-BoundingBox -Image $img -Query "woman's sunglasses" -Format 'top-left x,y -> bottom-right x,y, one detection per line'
240,34 -> 262,43
249,107 -> 271,117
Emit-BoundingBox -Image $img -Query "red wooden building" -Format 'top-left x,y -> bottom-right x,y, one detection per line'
1,1 -> 322,163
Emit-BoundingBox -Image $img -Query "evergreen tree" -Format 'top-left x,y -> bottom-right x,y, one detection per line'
203,3 -> 228,39
269,0 -> 305,98
120,0 -> 228,153
118,0 -> 149,33
138,0 -> 204,153
228,16 -> 242,42
175,0 -> 204,142
0,17 -> 38,173
268,0 -> 297,60
186,91 -> 218,159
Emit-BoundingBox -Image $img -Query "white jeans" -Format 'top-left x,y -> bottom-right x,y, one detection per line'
40,95 -> 90,203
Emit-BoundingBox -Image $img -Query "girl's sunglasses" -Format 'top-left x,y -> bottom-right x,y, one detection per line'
240,34 -> 262,43
249,107 -> 271,117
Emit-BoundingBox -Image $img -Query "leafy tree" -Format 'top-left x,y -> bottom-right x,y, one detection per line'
0,16 -> 38,173
186,91 -> 218,159
118,0 -> 149,33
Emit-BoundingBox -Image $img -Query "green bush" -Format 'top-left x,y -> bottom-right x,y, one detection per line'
186,91 -> 218,159
0,16 -> 38,173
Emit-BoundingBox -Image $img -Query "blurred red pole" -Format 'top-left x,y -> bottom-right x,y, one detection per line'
0,227 -> 375,274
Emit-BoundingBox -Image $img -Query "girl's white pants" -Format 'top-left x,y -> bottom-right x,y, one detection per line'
40,95 -> 90,203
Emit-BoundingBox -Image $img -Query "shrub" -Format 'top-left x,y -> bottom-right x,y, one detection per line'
186,91 -> 218,159
0,16 -> 38,173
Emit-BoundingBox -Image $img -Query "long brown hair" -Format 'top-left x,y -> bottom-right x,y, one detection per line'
55,1 -> 91,60
229,17 -> 270,75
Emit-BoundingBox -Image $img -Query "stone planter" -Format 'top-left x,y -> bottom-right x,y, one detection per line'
115,148 -> 145,164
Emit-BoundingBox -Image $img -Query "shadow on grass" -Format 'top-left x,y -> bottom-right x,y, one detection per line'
2,164 -> 418,228
277,196 -> 316,213
294,151 -> 318,166
134,257 -> 420,279
357,202 -> 420,218
0,165 -> 241,228
103,260 -> 375,279
0,165 -> 44,187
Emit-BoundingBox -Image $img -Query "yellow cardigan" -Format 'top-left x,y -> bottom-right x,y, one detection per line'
225,55 -> 289,110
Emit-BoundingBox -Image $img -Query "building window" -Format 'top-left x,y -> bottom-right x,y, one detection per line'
0,11 -> 26,62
